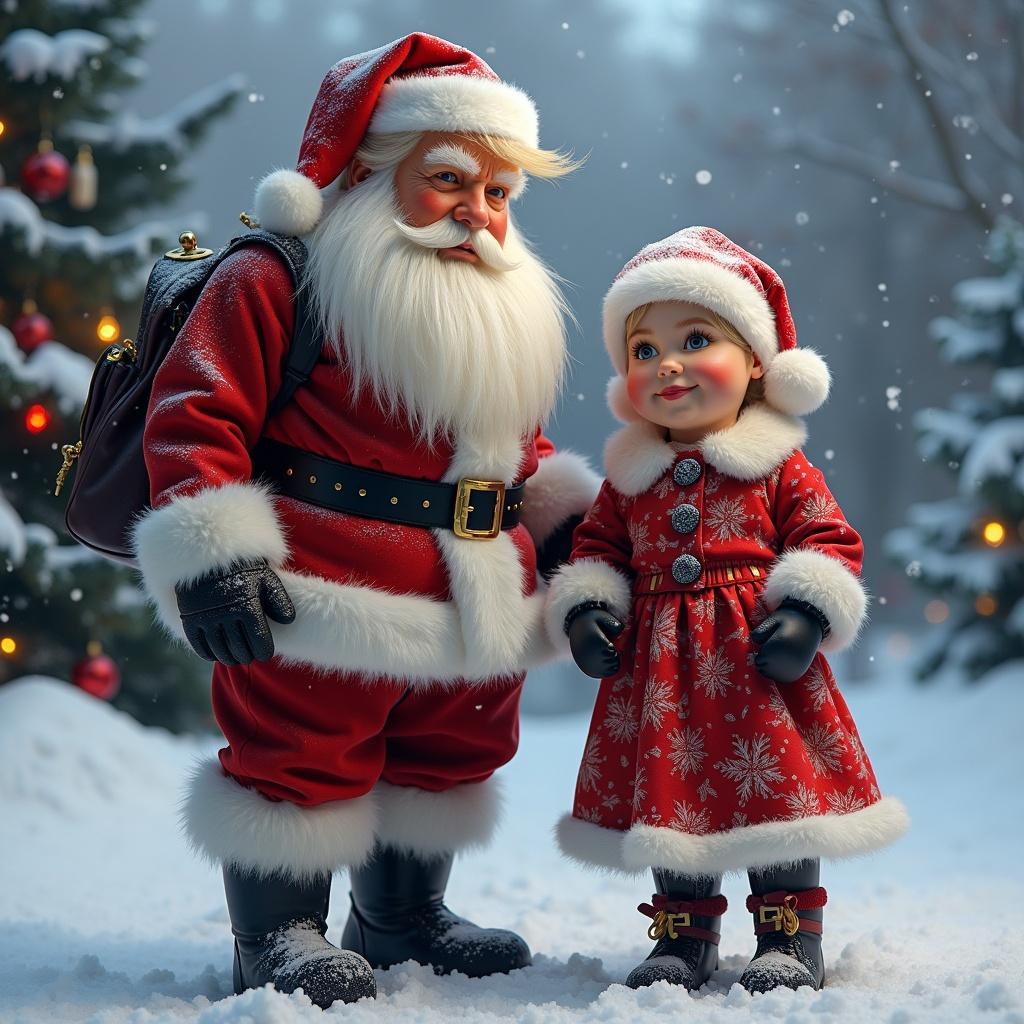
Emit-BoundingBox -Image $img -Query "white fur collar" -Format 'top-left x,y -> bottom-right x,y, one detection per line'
604,403 -> 807,495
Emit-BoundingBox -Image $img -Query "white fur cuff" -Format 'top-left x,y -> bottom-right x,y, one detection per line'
519,450 -> 601,546
374,778 -> 503,858
131,482 -> 288,636
764,547 -> 869,653
180,758 -> 379,880
544,558 -> 633,651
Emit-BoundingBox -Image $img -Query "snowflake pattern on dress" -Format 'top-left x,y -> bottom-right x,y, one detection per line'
568,447 -> 884,850
801,491 -> 839,521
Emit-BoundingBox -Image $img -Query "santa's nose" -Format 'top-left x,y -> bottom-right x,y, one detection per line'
453,194 -> 489,230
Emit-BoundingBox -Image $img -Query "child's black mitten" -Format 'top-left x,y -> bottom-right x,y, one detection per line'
564,602 -> 625,679
751,598 -> 830,683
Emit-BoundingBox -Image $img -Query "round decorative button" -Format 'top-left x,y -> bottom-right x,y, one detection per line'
673,458 -> 702,487
671,554 -> 703,585
670,503 -> 700,534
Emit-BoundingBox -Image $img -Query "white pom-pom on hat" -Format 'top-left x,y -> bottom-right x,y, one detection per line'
763,347 -> 831,416
253,169 -> 324,237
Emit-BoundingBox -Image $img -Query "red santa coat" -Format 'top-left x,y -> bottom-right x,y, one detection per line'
544,405 -> 908,876
131,247 -> 598,877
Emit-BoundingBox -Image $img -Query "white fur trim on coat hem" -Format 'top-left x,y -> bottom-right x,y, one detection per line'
371,74 -> 539,149
180,758 -> 379,880
544,558 -> 633,651
764,547 -> 869,653
519,450 -> 601,546
557,797 -> 909,876
374,778 -> 503,858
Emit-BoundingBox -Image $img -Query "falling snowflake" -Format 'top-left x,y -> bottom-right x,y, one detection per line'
649,606 -> 678,663
695,647 -> 735,699
804,665 -> 831,713
784,782 -> 822,818
666,725 -> 707,778
704,496 -> 750,541
801,491 -> 839,521
631,765 -> 649,813
715,733 -> 786,805
603,695 -> 640,743
800,721 -> 847,776
668,799 -> 712,834
641,679 -> 677,730
825,785 -> 868,815
578,734 -> 605,792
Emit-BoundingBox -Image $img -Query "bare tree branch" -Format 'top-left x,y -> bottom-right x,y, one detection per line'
877,0 -> 996,230
776,128 -> 971,213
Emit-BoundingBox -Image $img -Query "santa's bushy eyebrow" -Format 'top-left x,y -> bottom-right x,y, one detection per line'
423,144 -> 481,176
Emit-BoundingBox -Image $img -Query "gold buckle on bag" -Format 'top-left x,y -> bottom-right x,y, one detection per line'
453,478 -> 505,540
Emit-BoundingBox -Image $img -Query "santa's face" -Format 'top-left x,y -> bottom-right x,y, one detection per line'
626,301 -> 764,444
351,131 -> 523,266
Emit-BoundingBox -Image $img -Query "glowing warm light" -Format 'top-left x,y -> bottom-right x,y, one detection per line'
97,314 -> 120,343
0,637 -> 16,655
25,404 -> 50,434
0,119 -> 6,138
924,600 -> 949,624
983,521 -> 1006,547
975,594 -> 998,616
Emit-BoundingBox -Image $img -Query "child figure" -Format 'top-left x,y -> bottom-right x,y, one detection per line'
545,228 -> 908,994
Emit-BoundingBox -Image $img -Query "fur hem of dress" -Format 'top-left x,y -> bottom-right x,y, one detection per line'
556,797 -> 910,876
132,481 -> 563,684
603,402 -> 808,495
181,758 -> 504,879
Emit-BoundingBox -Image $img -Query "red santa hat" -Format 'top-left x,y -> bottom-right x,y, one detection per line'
254,33 -> 540,236
603,226 -> 831,420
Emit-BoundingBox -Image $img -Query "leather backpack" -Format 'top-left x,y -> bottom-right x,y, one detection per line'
54,228 -> 321,565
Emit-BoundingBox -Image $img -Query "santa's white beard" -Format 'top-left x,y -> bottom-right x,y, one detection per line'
304,169 -> 568,454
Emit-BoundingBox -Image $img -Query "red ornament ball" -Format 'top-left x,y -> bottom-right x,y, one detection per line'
12,310 -> 54,353
72,653 -> 121,701
21,148 -> 71,202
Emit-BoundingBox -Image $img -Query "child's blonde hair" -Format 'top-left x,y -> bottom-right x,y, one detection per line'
624,303 -> 766,408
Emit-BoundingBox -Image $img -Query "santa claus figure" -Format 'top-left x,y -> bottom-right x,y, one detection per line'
131,34 -> 598,1008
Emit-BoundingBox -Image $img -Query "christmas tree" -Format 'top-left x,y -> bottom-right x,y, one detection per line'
886,219 -> 1024,683
0,0 -> 243,727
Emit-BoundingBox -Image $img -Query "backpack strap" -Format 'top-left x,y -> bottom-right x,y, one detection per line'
219,230 -> 322,420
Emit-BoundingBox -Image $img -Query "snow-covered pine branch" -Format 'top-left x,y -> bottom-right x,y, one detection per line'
0,326 -> 93,415
0,28 -> 109,82
64,74 -> 246,157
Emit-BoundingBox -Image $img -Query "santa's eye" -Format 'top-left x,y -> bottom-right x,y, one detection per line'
632,341 -> 658,361
434,171 -> 459,184
487,185 -> 507,200
684,332 -> 712,351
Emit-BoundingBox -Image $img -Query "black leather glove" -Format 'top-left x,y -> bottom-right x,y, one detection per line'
751,598 -> 830,683
565,602 -> 625,679
175,558 -> 295,666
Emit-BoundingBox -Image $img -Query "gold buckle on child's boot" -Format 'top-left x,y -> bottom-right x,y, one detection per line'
758,904 -> 800,937
647,910 -> 692,941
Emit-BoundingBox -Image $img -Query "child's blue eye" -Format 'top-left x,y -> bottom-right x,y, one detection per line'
633,342 -> 658,361
684,332 -> 711,351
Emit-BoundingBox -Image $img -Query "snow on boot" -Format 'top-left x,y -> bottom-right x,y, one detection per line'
740,859 -> 826,994
626,870 -> 726,990
342,845 -> 532,977
224,865 -> 377,1008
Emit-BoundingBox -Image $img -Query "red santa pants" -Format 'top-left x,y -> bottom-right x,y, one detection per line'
211,659 -> 523,806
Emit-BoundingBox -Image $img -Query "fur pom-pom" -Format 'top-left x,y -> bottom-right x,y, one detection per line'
254,169 -> 324,236
606,375 -> 643,424
763,348 -> 831,416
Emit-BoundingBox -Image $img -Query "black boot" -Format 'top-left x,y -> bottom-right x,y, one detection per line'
224,864 -> 377,1008
740,859 -> 826,993
626,870 -> 726,990
342,845 -> 532,976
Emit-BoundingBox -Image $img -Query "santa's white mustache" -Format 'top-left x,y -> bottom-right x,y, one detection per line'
392,216 -> 520,273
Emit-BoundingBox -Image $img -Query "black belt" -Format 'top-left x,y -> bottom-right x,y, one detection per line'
252,439 -> 526,540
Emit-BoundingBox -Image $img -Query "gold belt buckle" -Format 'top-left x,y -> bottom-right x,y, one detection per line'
453,478 -> 506,540
759,906 -> 783,930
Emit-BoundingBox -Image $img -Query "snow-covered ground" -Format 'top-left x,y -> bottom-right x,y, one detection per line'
2,642 -> 1023,1024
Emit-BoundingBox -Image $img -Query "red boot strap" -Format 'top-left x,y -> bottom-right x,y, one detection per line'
746,888 -> 827,938
637,894 -> 728,946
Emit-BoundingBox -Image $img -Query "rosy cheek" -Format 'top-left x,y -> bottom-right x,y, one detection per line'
409,189 -> 454,226
693,353 -> 743,392
626,370 -> 649,408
